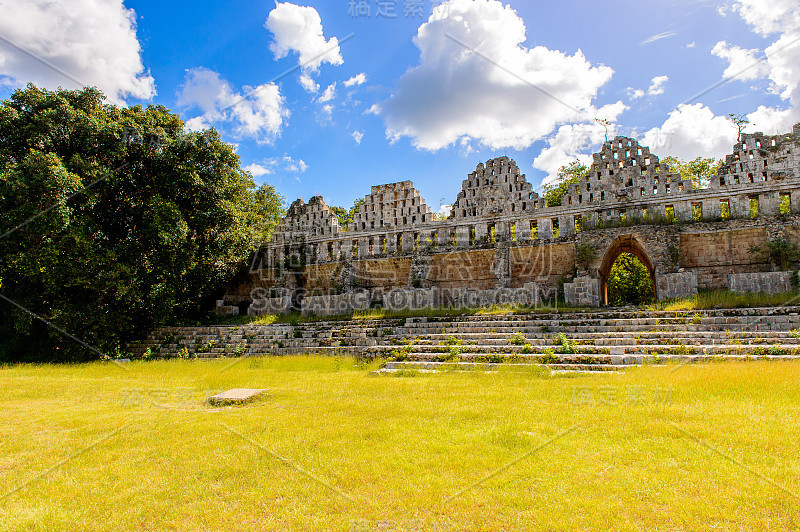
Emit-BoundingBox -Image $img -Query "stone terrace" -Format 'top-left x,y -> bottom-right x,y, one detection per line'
130,307 -> 800,371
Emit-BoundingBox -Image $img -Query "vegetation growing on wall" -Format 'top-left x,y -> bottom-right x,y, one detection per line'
331,198 -> 365,230
661,156 -> 723,189
543,161 -> 588,207
748,238 -> 800,271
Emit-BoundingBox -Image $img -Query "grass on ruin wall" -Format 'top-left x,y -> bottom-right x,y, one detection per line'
0,357 -> 798,531
649,288 -> 800,311
206,289 -> 800,327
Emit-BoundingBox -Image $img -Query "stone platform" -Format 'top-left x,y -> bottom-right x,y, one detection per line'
131,306 -> 800,372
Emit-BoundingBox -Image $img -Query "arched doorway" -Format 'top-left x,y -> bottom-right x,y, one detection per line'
598,235 -> 657,306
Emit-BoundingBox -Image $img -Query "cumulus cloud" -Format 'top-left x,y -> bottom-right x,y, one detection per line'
372,0 -> 623,151
0,0 -> 155,104
533,122 -> 613,186
265,2 -> 343,92
628,75 -> 669,100
317,82 -> 337,103
642,103 -> 738,160
648,75 -> 668,96
352,130 -> 364,144
711,41 -> 769,81
244,163 -> 272,177
343,73 -> 367,87
298,73 -> 319,93
177,67 -> 289,143
246,156 -> 308,178
438,204 -> 453,218
725,1 -> 800,132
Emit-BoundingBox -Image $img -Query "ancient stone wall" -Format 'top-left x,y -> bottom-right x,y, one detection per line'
224,124 -> 800,312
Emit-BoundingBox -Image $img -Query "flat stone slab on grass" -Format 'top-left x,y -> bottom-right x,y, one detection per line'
208,388 -> 268,406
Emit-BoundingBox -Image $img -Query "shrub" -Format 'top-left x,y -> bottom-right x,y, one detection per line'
508,333 -> 526,345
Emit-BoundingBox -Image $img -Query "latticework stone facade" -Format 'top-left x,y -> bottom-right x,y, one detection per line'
219,124 -> 800,315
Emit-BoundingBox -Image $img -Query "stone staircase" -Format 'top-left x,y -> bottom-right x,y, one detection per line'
128,307 -> 800,372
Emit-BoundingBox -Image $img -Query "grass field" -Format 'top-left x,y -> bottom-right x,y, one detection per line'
1,357 -> 799,531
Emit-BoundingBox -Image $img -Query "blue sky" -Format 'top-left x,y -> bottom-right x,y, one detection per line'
1,0 -> 799,214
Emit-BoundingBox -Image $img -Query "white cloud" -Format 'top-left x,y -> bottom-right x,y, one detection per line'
533,122 -> 612,186
282,156 -> 308,173
265,2 -> 342,91
437,204 -> 453,218
317,82 -> 337,103
627,88 -> 646,100
687,42 -> 697,48
373,0 -> 623,151
0,0 -> 155,105
640,31 -> 677,45
244,163 -> 272,177
721,1 -> 800,132
298,73 -> 319,93
642,103 -> 738,160
647,75 -> 668,96
343,73 -> 367,87
627,75 -> 668,100
246,155 -> 308,177
352,130 -> 364,144
177,67 -> 289,143
711,41 -> 768,81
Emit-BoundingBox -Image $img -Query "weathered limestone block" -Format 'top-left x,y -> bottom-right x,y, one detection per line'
248,297 -> 291,316
449,284 -> 538,308
564,276 -> 600,307
383,288 -> 438,311
657,271 -> 697,300
301,291 -> 370,317
215,300 -> 239,316
728,271 -> 794,294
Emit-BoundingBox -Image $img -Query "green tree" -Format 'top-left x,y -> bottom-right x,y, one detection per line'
606,253 -> 655,306
0,84 -> 283,362
728,113 -> 751,142
661,156 -> 723,189
331,198 -> 365,230
543,161 -> 588,207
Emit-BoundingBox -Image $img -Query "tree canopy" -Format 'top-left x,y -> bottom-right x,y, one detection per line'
543,161 -> 588,207
331,198 -> 365,230
661,156 -> 723,189
606,253 -> 655,306
0,84 -> 284,362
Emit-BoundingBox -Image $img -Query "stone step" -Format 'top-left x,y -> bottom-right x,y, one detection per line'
380,352 -> 800,364
378,361 -> 630,373
376,342 -> 800,356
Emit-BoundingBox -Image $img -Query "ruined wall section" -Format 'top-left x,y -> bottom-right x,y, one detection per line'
351,181 -> 433,231
560,136 -> 685,222
229,124 -> 800,309
452,156 -> 539,219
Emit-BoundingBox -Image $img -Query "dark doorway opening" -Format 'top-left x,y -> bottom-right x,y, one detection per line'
598,235 -> 657,306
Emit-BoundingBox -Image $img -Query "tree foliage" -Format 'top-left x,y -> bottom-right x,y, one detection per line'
728,113 -> 751,142
661,156 -> 723,189
543,161 -> 588,207
331,198 -> 365,230
607,253 -> 655,306
0,84 -> 284,362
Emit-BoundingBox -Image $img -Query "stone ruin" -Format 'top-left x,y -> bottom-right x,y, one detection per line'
218,124 -> 800,316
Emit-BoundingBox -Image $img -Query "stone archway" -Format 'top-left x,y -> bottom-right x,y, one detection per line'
598,234 -> 657,306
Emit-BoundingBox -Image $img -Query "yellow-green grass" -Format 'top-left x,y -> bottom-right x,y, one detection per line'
1,357 -> 799,531
649,289 -> 800,311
